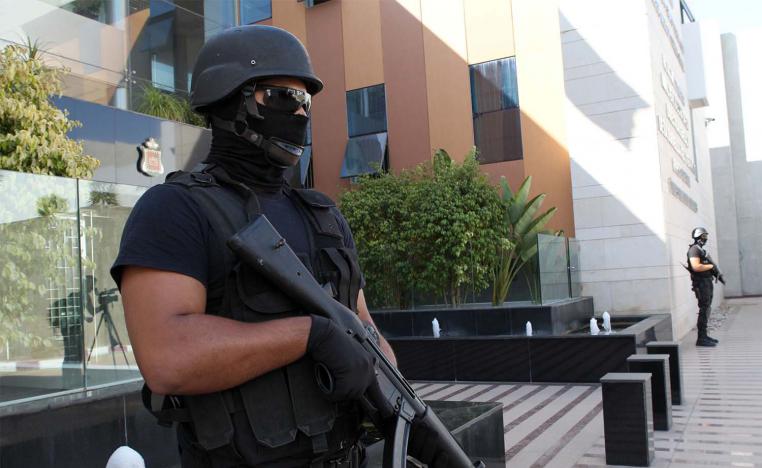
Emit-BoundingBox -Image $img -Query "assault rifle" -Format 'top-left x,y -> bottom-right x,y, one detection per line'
229,215 -> 482,468
704,253 -> 726,285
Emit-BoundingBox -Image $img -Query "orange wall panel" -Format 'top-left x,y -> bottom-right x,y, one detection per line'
482,160 -> 525,196
512,0 -> 574,235
305,1 -> 349,199
272,0 -> 307,45
420,0 -> 474,162
379,0 -> 431,170
463,0 -> 515,65
342,0 -> 385,90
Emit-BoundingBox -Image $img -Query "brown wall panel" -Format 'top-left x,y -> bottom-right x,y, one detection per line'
272,0 -> 307,45
342,0 -> 384,90
463,0 -> 515,65
482,160 -> 525,196
512,0 -> 574,236
305,1 -> 349,199
420,0 -> 474,161
379,0 -> 431,170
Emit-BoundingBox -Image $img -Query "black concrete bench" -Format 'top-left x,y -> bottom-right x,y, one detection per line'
646,341 -> 683,405
627,354 -> 672,431
600,372 -> 655,466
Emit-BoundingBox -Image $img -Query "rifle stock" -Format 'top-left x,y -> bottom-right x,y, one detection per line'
228,214 -> 481,468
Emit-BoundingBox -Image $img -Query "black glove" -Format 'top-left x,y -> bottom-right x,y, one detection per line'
307,315 -> 375,402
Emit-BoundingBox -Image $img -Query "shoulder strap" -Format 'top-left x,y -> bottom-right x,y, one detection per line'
291,188 -> 336,209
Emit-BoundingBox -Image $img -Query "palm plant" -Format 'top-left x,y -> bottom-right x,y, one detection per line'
492,176 -> 557,305
137,85 -> 204,126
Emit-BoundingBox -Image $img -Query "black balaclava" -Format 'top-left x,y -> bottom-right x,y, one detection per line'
205,88 -> 309,192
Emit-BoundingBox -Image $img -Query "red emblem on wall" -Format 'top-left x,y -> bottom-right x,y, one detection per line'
137,137 -> 164,177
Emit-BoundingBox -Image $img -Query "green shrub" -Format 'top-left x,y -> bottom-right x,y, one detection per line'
340,148 -> 506,308
137,84 -> 205,126
0,42 -> 99,178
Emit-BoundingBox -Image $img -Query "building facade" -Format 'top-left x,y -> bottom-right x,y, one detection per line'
560,0 -> 717,339
711,29 -> 762,297
257,0 -> 576,236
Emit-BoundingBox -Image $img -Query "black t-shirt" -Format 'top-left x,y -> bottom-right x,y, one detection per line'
110,183 -> 363,292
687,244 -> 705,261
688,244 -> 711,277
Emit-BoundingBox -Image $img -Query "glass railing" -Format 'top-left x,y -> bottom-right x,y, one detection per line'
537,233 -> 583,304
0,170 -> 146,405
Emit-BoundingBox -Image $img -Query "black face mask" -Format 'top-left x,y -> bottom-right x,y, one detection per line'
249,104 -> 310,168
206,97 -> 310,191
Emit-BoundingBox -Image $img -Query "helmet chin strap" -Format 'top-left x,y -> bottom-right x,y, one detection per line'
210,85 -> 303,169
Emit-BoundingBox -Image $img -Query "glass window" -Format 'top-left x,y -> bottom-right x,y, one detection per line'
0,170 -> 146,404
470,57 -> 519,114
469,57 -> 522,163
346,84 -> 387,138
473,108 -> 523,163
340,132 -> 388,178
79,181 -> 146,387
240,0 -> 272,24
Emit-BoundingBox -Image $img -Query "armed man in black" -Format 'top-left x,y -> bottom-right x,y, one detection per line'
687,227 -> 725,348
111,26 -> 397,467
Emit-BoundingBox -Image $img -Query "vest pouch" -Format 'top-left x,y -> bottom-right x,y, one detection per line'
184,393 -> 235,450
286,358 -> 337,448
239,369 -> 299,448
320,247 -> 362,312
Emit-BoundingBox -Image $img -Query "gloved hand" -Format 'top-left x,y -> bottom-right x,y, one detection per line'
307,315 -> 375,402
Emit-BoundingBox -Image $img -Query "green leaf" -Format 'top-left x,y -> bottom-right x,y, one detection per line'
507,176 -> 532,223
514,193 -> 546,237
520,207 -> 558,247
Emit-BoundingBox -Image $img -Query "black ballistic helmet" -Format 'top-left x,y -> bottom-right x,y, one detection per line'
190,25 -> 323,113
692,227 -> 709,241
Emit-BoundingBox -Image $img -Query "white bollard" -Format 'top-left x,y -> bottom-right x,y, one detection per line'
105,446 -> 145,468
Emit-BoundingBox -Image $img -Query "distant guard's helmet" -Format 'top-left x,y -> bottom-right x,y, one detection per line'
692,227 -> 709,245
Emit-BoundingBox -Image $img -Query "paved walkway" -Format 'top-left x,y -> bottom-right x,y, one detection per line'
414,297 -> 762,467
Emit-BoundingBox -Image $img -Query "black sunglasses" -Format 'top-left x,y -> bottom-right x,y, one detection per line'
260,85 -> 312,114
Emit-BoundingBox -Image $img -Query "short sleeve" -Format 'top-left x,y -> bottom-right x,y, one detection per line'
111,184 -> 211,288
688,245 -> 702,259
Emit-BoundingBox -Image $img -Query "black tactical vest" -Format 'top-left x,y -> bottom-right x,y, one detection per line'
151,165 -> 364,462
687,244 -> 712,279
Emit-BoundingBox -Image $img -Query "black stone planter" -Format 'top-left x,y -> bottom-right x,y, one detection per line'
372,297 -> 594,337
365,400 -> 505,468
372,301 -> 673,383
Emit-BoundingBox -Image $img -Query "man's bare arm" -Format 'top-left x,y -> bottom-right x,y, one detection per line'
356,289 -> 397,366
689,256 -> 714,272
121,266 -> 311,396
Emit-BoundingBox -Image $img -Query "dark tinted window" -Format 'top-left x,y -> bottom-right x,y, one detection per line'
469,57 -> 522,163
340,133 -> 388,178
346,84 -> 387,137
240,0 -> 271,24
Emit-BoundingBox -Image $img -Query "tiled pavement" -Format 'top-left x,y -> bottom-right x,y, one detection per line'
413,297 -> 762,467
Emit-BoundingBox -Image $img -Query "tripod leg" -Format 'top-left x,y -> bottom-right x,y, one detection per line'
87,312 -> 107,364
103,310 -> 131,367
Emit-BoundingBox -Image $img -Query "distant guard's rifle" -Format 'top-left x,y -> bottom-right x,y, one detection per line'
704,252 -> 726,284
229,215 -> 483,468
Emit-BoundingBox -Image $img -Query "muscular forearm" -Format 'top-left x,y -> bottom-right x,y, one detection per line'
378,336 -> 397,366
137,314 -> 311,395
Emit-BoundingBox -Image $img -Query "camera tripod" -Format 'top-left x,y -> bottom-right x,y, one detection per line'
86,299 -> 130,367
